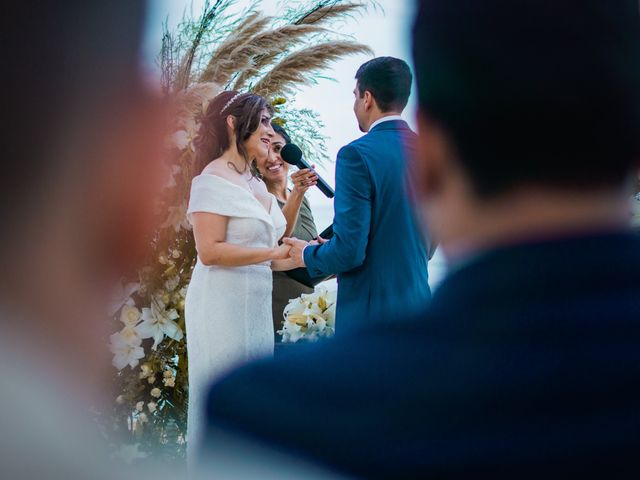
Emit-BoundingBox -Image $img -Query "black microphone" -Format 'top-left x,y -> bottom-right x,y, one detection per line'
280,143 -> 335,198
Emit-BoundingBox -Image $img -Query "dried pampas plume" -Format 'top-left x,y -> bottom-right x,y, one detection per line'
295,2 -> 366,26
252,41 -> 373,98
232,23 -> 329,90
199,12 -> 273,85
172,82 -> 224,128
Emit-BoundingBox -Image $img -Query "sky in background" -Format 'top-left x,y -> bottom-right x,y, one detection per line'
142,0 -> 417,212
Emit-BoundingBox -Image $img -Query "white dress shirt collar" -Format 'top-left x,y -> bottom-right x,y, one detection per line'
369,114 -> 404,131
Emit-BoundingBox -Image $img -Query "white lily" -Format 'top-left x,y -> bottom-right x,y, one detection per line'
110,331 -> 145,370
108,281 -> 139,316
136,296 -> 183,350
278,321 -> 305,343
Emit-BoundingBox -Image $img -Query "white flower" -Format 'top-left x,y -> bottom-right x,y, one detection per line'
150,388 -> 161,398
147,402 -> 157,413
139,363 -> 152,379
147,375 -> 156,384
136,296 -> 183,350
164,275 -> 180,292
112,443 -> 147,464
325,303 -> 336,328
136,401 -> 144,412
110,331 -> 144,370
163,377 -> 176,388
278,321 -> 305,343
165,164 -> 182,189
138,413 -> 148,424
108,281 -> 139,316
163,370 -> 173,379
161,202 -> 191,232
170,130 -> 190,151
119,304 -> 141,328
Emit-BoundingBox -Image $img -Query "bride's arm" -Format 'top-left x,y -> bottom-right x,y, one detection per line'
271,257 -> 300,272
192,212 -> 290,267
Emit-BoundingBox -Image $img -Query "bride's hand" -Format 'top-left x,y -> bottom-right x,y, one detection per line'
271,243 -> 292,260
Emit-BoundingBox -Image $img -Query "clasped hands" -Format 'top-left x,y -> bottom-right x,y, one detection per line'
273,236 -> 328,268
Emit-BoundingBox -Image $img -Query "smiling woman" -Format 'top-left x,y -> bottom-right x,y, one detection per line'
254,122 -> 320,336
184,90 -> 303,464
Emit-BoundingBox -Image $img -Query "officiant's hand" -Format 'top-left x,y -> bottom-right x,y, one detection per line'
291,168 -> 318,195
282,237 -> 309,268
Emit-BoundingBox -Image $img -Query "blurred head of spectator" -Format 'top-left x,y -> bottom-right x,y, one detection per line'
412,0 -> 640,256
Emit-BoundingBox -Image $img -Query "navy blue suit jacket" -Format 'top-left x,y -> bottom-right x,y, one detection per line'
304,119 -> 430,331
205,231 -> 640,478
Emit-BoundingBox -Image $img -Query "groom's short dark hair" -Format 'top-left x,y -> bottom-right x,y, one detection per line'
355,57 -> 412,113
412,0 -> 640,198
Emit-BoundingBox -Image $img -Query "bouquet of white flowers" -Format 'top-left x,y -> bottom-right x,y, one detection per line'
278,286 -> 337,343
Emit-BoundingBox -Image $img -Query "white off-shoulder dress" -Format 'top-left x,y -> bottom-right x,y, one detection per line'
184,174 -> 286,460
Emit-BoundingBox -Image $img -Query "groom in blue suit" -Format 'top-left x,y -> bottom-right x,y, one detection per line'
284,57 -> 431,331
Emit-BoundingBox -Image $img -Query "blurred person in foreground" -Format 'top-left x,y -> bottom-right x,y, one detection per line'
200,0 -> 640,477
0,2 -> 169,478
253,122 -> 319,336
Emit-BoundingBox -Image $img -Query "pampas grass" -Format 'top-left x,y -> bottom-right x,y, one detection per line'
252,41 -> 373,98
294,2 -> 366,26
231,22 -> 328,90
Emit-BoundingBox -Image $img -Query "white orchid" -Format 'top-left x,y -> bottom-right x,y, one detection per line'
150,388 -> 161,398
147,402 -> 158,414
161,202 -> 191,232
136,401 -> 144,412
136,295 -> 183,350
108,281 -> 139,316
110,330 -> 145,370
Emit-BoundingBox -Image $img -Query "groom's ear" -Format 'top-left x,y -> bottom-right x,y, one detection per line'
363,90 -> 375,112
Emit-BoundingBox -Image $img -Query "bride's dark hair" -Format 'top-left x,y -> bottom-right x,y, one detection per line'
194,91 -> 273,175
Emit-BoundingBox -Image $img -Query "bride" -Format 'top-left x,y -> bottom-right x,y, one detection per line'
184,90 -> 297,459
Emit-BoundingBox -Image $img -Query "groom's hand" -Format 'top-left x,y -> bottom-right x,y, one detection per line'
282,237 -> 309,268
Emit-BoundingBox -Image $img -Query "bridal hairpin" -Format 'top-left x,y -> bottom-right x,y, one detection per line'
220,92 -> 244,115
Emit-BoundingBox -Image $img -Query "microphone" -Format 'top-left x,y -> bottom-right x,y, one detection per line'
280,143 -> 335,198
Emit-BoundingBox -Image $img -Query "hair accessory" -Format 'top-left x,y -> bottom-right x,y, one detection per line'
220,92 -> 244,115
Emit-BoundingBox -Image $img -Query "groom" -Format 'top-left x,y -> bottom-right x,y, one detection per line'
284,57 -> 431,332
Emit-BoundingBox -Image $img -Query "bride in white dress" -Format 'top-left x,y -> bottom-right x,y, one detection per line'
184,91 -> 298,460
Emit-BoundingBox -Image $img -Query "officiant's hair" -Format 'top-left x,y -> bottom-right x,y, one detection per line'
195,91 -> 274,175
412,0 -> 640,199
271,123 -> 292,144
355,57 -> 412,113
